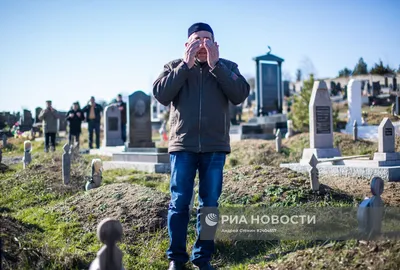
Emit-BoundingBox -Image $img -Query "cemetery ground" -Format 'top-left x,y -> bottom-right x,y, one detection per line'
2,133 -> 400,269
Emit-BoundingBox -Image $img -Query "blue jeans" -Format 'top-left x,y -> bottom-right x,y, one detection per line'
167,151 -> 226,266
88,120 -> 100,149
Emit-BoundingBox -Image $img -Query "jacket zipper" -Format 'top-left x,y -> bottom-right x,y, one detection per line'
199,67 -> 203,152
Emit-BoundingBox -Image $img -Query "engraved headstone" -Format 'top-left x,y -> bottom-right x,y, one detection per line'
353,120 -> 358,141
89,218 -> 124,270
103,105 -> 124,146
309,154 -> 319,191
127,91 -> 155,148
62,143 -> 71,185
378,118 -> 395,153
23,141 -> 32,169
346,79 -> 362,132
275,129 -> 282,153
20,109 -> 34,132
300,81 -> 341,163
56,111 -> 68,132
86,159 -> 103,190
357,176 -> 384,237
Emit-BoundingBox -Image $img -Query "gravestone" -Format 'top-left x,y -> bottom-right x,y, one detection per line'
378,118 -> 394,153
372,82 -> 381,96
103,105 -> 124,147
285,120 -> 294,139
23,141 -> 32,169
253,51 -> 284,116
86,159 -> 103,190
300,81 -> 341,164
20,110 -> 34,132
57,111 -> 68,132
89,218 -> 124,270
126,91 -> 155,148
357,176 -> 384,237
62,143 -> 71,185
346,79 -> 362,132
35,107 -> 42,123
275,129 -> 281,153
309,154 -> 319,191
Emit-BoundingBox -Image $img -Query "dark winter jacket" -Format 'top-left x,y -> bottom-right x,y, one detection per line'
66,109 -> 85,134
153,58 -> 250,153
82,103 -> 103,123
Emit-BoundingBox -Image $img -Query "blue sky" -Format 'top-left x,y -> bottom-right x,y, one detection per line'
0,0 -> 399,113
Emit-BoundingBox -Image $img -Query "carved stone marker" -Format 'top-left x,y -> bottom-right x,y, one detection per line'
89,218 -> 124,270
353,120 -> 358,141
378,117 -> 395,153
86,159 -> 103,190
103,105 -> 124,147
309,154 -> 319,191
126,91 -> 155,148
300,81 -> 341,164
357,176 -> 384,237
23,141 -> 32,169
62,143 -> 71,185
346,79 -> 362,132
275,129 -> 282,153
285,120 -> 294,139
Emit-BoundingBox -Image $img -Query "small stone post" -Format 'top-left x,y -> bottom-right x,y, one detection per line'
357,176 -> 384,238
89,218 -> 124,270
353,120 -> 358,141
2,134 -> 7,148
62,143 -> 71,185
285,120 -> 294,139
22,141 -> 32,169
308,154 -> 319,191
86,159 -> 103,191
275,129 -> 282,153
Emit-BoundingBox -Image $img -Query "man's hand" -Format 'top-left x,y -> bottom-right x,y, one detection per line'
76,112 -> 81,117
69,113 -> 74,118
183,39 -> 201,69
204,40 -> 219,69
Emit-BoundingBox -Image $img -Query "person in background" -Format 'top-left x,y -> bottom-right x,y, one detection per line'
38,100 -> 59,152
115,94 -> 127,143
66,101 -> 85,147
82,96 -> 103,149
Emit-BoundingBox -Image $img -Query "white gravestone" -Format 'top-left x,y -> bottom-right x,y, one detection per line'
23,141 -> 32,169
300,81 -> 341,164
103,105 -> 124,147
346,79 -> 362,132
373,118 -> 399,162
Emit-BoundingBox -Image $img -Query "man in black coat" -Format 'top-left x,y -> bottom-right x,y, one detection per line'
66,102 -> 85,147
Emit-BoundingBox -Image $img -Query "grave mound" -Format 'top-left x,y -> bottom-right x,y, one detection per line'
220,165 -> 354,205
54,183 -> 169,241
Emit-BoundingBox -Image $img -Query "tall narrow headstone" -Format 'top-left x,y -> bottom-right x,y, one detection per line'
89,218 -> 124,270
23,141 -> 32,169
126,91 -> 155,148
35,107 -> 42,123
346,79 -> 362,132
275,129 -> 282,153
309,154 -> 319,191
103,105 -> 124,146
353,120 -> 358,141
62,143 -> 71,185
300,81 -> 341,164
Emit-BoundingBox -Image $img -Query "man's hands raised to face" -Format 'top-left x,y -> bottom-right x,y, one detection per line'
204,39 -> 219,69
183,39 -> 201,69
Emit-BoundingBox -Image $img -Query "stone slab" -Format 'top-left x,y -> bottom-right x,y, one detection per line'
300,148 -> 342,165
112,152 -> 169,163
373,152 -> 400,161
89,146 -> 125,157
125,147 -> 168,153
102,161 -> 170,173
280,162 -> 400,182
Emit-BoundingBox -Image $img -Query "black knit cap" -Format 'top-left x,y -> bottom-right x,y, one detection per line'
188,22 -> 214,38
